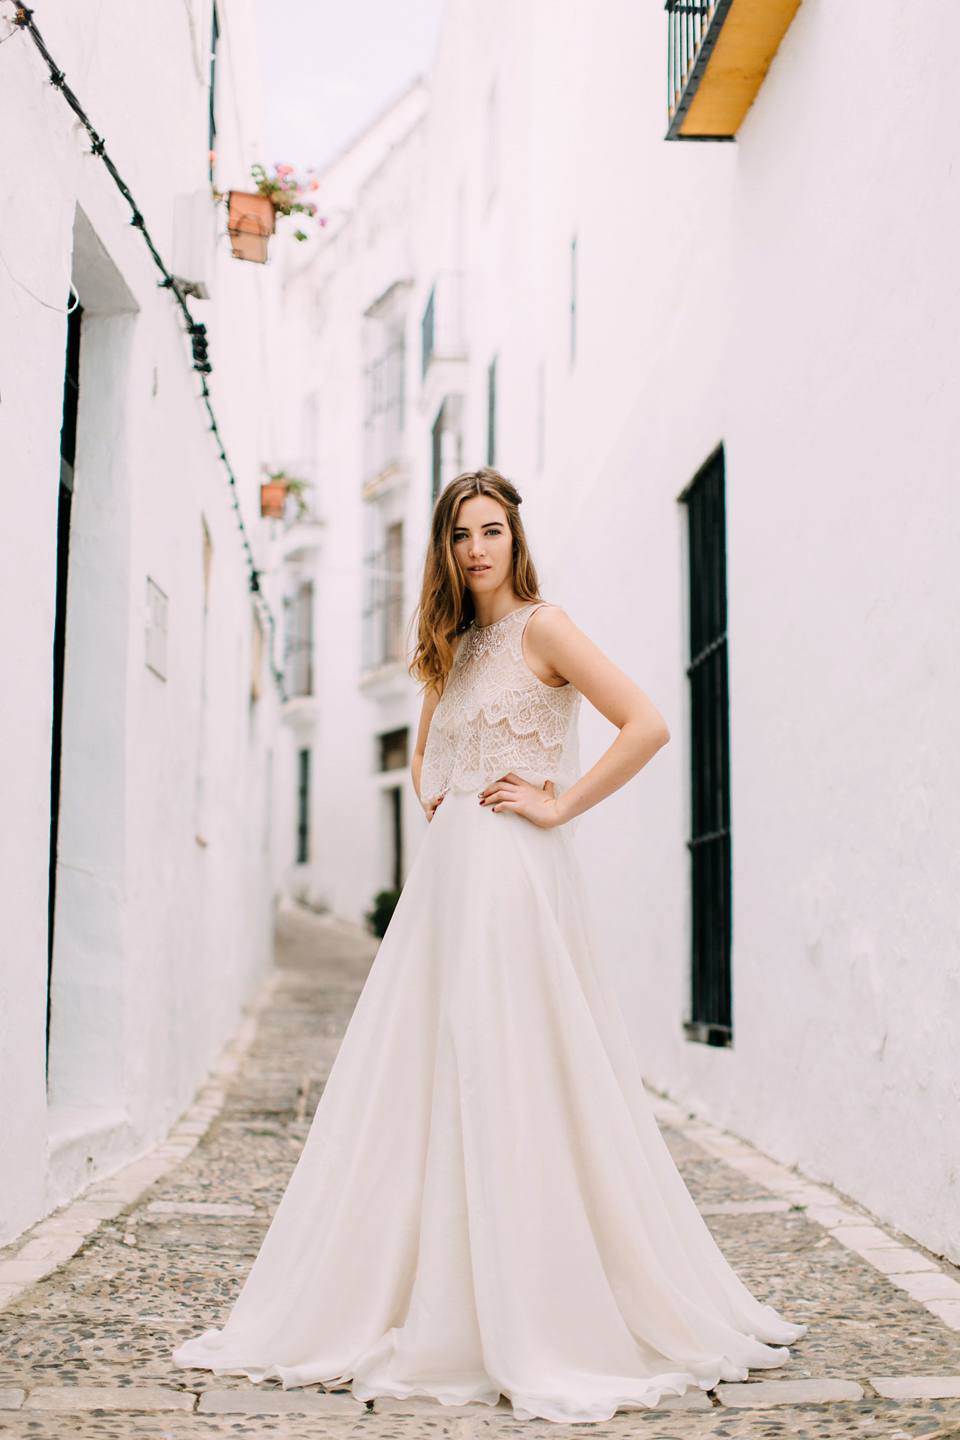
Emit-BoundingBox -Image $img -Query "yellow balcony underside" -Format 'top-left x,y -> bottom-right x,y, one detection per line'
678,0 -> 803,137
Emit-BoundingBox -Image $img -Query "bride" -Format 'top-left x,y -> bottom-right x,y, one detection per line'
174,467 -> 804,1423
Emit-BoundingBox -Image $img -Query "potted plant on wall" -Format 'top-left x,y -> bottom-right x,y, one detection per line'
228,164 -> 321,263
260,468 -> 313,520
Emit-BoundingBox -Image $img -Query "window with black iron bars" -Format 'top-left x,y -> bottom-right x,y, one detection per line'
682,446 -> 732,1047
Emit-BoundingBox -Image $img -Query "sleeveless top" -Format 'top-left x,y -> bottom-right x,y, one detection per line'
420,603 -> 581,804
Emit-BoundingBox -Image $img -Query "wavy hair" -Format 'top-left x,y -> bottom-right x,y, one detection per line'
409,468 -> 540,693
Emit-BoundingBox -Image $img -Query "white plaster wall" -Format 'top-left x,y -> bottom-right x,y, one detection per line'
427,0 -> 960,1260
675,0 -> 960,1260
290,0 -> 959,1261
0,0 -> 282,1242
272,96 -> 430,926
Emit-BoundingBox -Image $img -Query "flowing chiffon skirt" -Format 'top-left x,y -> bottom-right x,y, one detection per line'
174,791 -> 804,1423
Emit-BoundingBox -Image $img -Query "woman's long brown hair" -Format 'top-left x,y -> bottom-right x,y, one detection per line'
409,468 -> 540,693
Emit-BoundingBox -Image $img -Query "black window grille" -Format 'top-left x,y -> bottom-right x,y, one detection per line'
486,357 -> 497,467
296,748 -> 310,864
388,786 -> 403,890
682,446 -> 732,1046
665,0 -> 712,132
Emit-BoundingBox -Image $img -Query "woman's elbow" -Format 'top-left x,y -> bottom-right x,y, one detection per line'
651,717 -> 671,752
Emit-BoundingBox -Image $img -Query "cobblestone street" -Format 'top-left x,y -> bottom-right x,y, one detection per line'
1,904 -> 959,1440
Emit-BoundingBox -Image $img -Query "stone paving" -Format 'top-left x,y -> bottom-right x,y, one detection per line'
1,902 -> 959,1439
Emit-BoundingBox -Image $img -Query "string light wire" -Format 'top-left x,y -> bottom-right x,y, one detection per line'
7,3 -> 287,700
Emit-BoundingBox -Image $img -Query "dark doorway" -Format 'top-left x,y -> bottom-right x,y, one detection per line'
681,446 -> 732,1047
48,301 -> 82,1059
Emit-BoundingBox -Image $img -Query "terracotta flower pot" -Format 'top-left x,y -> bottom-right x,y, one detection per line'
228,191 -> 276,264
260,481 -> 287,519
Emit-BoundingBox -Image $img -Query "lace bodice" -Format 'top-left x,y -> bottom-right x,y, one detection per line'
420,603 -> 581,805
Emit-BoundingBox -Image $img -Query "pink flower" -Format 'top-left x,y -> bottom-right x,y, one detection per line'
275,164 -> 294,176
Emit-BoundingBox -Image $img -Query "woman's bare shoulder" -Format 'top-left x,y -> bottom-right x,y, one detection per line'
525,603 -> 579,641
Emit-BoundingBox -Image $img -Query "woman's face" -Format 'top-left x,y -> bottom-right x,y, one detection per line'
452,495 -> 514,597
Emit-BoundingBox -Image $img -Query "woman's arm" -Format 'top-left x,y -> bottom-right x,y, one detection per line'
480,607 -> 670,827
412,685 -> 442,819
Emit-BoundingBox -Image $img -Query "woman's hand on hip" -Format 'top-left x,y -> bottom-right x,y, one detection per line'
479,775 -> 563,828
423,795 -> 444,822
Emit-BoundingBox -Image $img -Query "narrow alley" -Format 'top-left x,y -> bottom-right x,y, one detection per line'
0,908 -> 958,1440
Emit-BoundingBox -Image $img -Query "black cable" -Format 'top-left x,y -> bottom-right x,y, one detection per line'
10,5 -> 287,701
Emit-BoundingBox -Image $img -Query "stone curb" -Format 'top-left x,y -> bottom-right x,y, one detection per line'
718,1378 -> 864,1406
872,1376 -> 960,1399
198,1390 -> 364,1415
648,1093 -> 960,1334
23,1386 -> 197,1412
0,970 -> 281,1315
6,1378 -> 960,1416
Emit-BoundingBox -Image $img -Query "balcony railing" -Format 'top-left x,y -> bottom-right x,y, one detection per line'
283,581 -> 314,699
667,0 -> 714,133
666,0 -> 803,142
421,271 -> 466,378
363,326 -> 405,483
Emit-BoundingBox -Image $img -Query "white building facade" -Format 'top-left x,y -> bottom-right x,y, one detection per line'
279,0 -> 960,1267
270,83 -> 432,923
0,0 -> 285,1244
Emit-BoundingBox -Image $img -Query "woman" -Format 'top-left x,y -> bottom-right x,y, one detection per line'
174,468 -> 804,1423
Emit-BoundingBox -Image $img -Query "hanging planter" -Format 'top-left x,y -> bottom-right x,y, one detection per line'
260,477 -> 287,518
227,190 -> 275,264
260,469 -> 313,520
228,165 -> 320,264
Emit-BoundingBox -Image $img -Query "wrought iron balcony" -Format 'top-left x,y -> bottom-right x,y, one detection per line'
665,0 -> 803,142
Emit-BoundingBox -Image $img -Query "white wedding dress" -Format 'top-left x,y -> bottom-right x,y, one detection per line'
174,603 -> 804,1423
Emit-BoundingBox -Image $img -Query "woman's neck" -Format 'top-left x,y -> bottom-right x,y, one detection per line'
471,584 -> 525,629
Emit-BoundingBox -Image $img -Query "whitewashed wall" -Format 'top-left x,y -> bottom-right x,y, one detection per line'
422,0 -> 960,1263
0,0 -> 282,1243
286,0 -> 960,1263
270,85 -> 430,924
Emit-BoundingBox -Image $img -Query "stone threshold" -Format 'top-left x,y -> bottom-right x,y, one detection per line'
648,1092 -> 960,1335
3,1378 -> 960,1414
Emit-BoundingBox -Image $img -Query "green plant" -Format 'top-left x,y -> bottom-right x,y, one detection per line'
366,888 -> 402,938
